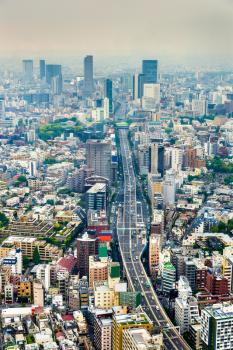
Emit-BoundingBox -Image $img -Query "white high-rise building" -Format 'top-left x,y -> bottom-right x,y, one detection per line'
171,148 -> 183,171
29,161 -> 38,177
94,312 -> 112,350
22,59 -> 33,81
103,97 -> 110,119
133,73 -> 139,100
31,264 -> 51,291
86,139 -> 112,180
192,99 -> 207,117
177,276 -> 192,300
143,83 -> 160,101
163,170 -> 176,207
27,128 -> 36,143
142,83 -> 160,110
201,303 -> 233,350
92,108 -> 105,122
149,143 -> 158,174
175,296 -> 199,334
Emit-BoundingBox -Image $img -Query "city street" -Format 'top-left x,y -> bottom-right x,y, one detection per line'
116,128 -> 191,350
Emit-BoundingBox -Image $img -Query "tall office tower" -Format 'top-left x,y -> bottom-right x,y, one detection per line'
143,83 -> 160,99
149,234 -> 161,279
163,170 -> 176,207
121,73 -> 132,92
39,59 -> 46,80
89,255 -> 108,289
201,303 -> 233,350
192,98 -> 207,117
76,233 -> 98,278
33,280 -> 44,307
45,64 -> 63,94
171,148 -> 183,171
32,264 -> 51,291
175,296 -> 199,335
103,97 -> 110,119
86,140 -> 112,180
149,143 -> 158,174
51,76 -> 62,95
162,262 -> 176,294
133,73 -> 145,100
86,183 -> 107,211
142,83 -> 160,110
138,73 -> 145,98
142,59 -> 158,84
185,259 -> 196,292
105,79 -> 113,115
113,312 -> 153,350
94,310 -> 113,350
158,144 -> 164,177
29,160 -> 38,177
149,143 -> 164,177
84,55 -> 94,96
133,74 -> 139,100
22,59 -> 33,81
177,276 -> 192,300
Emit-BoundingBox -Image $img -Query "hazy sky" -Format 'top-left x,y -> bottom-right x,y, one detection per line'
0,0 -> 233,59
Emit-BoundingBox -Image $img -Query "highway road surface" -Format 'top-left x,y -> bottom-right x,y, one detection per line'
116,128 -> 191,350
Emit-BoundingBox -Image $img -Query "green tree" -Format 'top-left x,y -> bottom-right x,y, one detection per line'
23,256 -> 30,269
0,212 -> 9,228
224,175 -> 233,185
14,175 -> 28,187
44,158 -> 58,165
32,247 -> 41,265
218,221 -> 226,232
26,335 -> 35,344
47,199 -> 55,205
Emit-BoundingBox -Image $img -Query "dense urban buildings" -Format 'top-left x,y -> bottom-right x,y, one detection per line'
0,49 -> 233,350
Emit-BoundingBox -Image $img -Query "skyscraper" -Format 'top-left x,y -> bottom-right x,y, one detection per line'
86,140 -> 112,180
201,303 -> 233,350
39,59 -> 46,80
45,64 -> 63,94
133,74 -> 139,100
149,234 -> 161,279
76,233 -> 98,278
158,144 -> 165,177
149,142 -> 164,176
84,55 -> 94,96
22,59 -> 33,81
142,60 -> 158,84
105,79 -> 113,115
133,73 -> 145,99
149,143 -> 158,174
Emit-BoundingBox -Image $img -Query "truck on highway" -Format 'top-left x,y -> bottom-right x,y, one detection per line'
145,281 -> 150,288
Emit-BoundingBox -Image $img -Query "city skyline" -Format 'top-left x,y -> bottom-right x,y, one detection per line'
0,2 -> 233,350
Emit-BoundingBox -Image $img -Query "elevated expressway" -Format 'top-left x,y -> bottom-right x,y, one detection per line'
116,129 -> 191,350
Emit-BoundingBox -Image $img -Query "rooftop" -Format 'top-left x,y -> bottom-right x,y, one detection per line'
87,183 -> 106,193
114,312 -> 152,326
163,262 -> 176,271
205,303 -> 233,320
